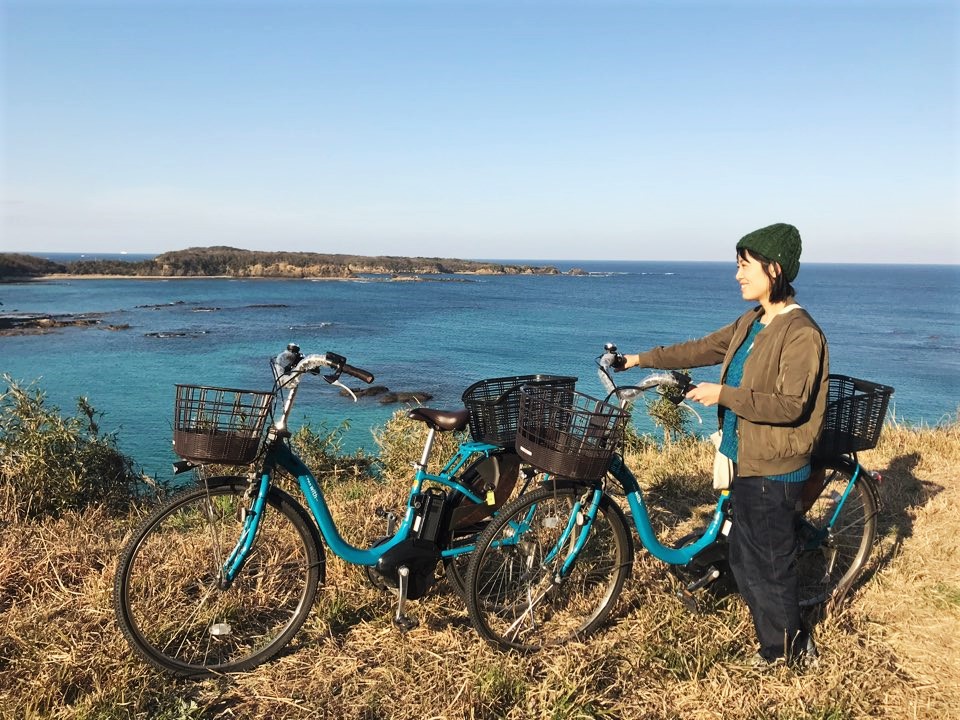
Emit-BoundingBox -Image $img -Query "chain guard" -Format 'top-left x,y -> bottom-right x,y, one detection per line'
364,537 -> 397,593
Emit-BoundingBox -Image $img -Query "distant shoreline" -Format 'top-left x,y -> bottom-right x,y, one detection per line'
0,247 -> 563,281
3,272 -> 491,283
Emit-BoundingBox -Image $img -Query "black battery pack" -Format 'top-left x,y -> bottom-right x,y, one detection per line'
411,488 -> 447,544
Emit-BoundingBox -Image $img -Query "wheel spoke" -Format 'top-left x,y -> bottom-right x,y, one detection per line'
797,465 -> 877,606
466,484 -> 632,651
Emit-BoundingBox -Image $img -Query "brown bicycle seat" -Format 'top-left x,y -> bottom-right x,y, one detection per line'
407,407 -> 470,433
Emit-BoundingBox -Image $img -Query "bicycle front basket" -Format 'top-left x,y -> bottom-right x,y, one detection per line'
515,387 -> 625,482
462,374 -> 577,446
173,384 -> 274,464
815,374 -> 894,456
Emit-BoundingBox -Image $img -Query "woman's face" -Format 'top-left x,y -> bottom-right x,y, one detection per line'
736,250 -> 777,302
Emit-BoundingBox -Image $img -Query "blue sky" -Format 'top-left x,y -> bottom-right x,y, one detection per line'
1,0 -> 957,263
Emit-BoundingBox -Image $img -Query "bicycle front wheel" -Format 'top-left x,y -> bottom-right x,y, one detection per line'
114,476 -> 323,677
797,462 -> 878,607
466,483 -> 633,651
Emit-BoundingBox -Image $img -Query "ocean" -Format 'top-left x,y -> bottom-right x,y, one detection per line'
2,258 -> 958,481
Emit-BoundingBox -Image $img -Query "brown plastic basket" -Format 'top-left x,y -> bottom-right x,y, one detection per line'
514,387 -> 626,482
173,384 -> 274,464
815,374 -> 894,457
462,374 -> 577,446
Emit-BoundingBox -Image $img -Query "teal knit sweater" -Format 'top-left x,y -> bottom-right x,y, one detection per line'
718,319 -> 810,483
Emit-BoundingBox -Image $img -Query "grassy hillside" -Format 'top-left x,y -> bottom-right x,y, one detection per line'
1,392 -> 958,719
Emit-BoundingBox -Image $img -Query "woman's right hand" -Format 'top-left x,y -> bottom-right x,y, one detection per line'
617,354 -> 641,371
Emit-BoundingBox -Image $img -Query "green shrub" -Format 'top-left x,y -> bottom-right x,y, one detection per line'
645,384 -> 692,445
372,408 -> 467,481
0,376 -> 142,521
290,420 -> 374,485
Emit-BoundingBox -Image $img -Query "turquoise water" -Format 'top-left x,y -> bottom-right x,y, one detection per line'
2,261 -> 957,480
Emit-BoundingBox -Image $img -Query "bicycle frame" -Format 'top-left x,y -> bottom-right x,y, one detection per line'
609,455 -> 731,565
218,434 -> 503,582
535,451 -> 870,584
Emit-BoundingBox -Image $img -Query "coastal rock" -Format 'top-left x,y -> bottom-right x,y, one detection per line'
339,385 -> 390,398
337,386 -> 433,404
0,313 -> 106,335
378,391 -> 433,405
136,301 -> 187,309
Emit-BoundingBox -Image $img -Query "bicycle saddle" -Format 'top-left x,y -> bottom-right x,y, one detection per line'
406,407 -> 470,432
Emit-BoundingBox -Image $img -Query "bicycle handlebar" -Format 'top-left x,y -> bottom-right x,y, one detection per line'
316,352 -> 376,384
597,343 -> 695,406
274,344 -> 375,384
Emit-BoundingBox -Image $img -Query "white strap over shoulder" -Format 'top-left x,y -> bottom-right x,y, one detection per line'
779,303 -> 802,315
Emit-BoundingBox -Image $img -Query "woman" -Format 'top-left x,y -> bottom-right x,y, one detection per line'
618,222 -> 829,665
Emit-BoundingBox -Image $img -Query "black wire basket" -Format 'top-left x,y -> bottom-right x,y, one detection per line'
815,374 -> 894,456
462,374 -> 577,446
173,384 -> 274,464
514,387 -> 626,482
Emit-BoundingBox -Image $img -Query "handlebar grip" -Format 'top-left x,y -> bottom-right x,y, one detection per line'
342,363 -> 375,384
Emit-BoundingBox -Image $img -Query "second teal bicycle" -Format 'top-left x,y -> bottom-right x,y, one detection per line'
464,345 -> 893,651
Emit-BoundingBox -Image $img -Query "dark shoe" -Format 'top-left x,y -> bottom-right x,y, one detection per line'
791,633 -> 820,671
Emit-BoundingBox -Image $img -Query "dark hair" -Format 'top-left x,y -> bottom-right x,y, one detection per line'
737,247 -> 795,303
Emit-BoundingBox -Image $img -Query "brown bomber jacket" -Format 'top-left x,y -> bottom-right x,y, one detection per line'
634,301 -> 829,477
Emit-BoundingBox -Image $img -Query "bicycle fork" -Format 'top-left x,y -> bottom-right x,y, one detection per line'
214,472 -> 270,589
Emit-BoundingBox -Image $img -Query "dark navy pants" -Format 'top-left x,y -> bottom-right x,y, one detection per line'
728,474 -> 806,661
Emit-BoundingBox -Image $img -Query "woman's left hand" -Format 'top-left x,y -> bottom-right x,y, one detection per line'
686,382 -> 722,407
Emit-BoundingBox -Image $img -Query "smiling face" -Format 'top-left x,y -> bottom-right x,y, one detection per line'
736,249 -> 779,303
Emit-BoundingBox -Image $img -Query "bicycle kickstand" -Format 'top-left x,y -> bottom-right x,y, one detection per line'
393,566 -> 418,632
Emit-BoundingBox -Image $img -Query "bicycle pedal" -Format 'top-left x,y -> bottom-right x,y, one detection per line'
393,614 -> 419,632
677,590 -> 700,614
374,507 -> 397,535
685,566 -> 721,593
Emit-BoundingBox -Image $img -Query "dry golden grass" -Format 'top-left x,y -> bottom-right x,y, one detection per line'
1,422 -> 958,719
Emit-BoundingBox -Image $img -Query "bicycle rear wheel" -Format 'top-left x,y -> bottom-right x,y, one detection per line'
466,483 -> 633,651
797,461 -> 878,607
114,476 -> 323,677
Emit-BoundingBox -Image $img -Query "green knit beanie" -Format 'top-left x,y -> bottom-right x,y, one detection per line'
736,223 -> 802,281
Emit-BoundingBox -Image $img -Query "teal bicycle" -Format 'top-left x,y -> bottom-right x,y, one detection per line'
464,345 -> 893,651
113,344 -> 573,676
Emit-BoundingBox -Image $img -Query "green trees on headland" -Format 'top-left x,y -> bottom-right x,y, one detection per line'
0,254 -> 68,277
0,247 -> 560,279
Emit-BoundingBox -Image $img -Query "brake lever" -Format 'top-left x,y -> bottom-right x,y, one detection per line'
597,364 -> 617,397
664,371 -> 703,424
332,378 -> 358,402
676,401 -> 703,424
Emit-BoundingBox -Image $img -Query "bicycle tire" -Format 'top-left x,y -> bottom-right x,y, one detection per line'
465,482 -> 633,651
114,476 -> 324,677
797,460 -> 878,607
